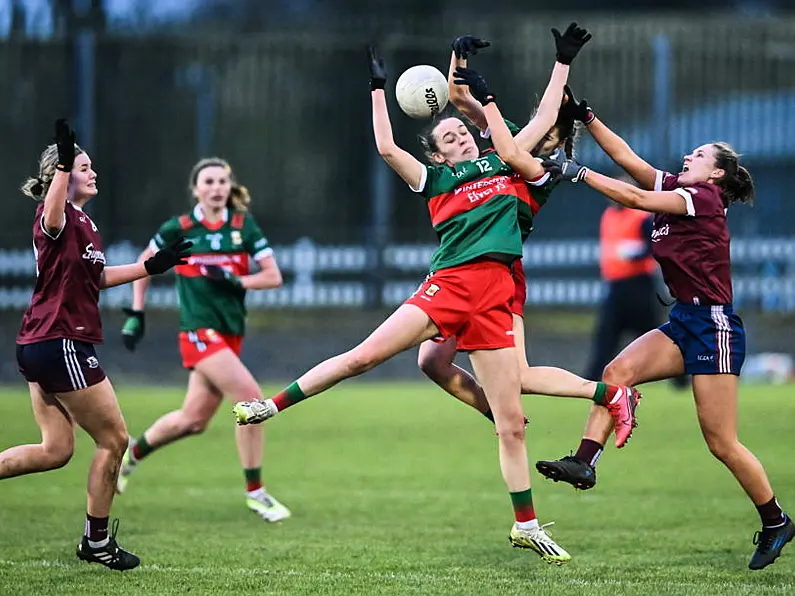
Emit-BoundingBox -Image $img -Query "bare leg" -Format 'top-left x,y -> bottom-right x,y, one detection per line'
194,352 -> 264,470
295,304 -> 439,396
0,383 -> 74,478
140,371 -> 224,450
583,329 -> 685,444
514,316 -> 596,399
417,338 -> 490,413
469,348 -> 526,491
57,378 -> 128,519
692,374 -> 774,506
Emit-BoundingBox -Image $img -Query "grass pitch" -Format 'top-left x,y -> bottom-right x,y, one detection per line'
0,381 -> 793,595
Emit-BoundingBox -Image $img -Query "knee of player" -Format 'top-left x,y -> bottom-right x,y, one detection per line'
703,432 -> 740,462
417,350 -> 445,379
343,348 -> 381,377
184,415 -> 212,435
43,440 -> 74,470
494,415 -> 526,443
602,358 -> 636,386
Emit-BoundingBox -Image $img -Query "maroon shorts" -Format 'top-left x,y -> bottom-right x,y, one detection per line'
405,259 -> 515,351
16,338 -> 106,394
511,259 -> 527,317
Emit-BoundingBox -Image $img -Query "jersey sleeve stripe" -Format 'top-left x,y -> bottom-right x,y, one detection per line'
654,169 -> 664,192
672,188 -> 696,216
526,171 -> 550,186
40,213 -> 66,240
252,247 -> 274,261
408,164 -> 428,193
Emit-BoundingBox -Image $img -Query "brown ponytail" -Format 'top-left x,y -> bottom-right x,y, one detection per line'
712,142 -> 755,206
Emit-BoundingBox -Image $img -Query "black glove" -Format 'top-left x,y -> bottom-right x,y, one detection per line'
54,118 -> 76,173
202,265 -> 244,290
121,308 -> 144,352
559,84 -> 595,125
451,35 -> 490,59
453,66 -> 495,106
144,237 -> 192,275
367,45 -> 387,91
542,156 -> 589,183
551,22 -> 592,65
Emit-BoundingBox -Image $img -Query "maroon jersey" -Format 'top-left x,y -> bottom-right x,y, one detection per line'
651,170 -> 732,305
17,202 -> 106,345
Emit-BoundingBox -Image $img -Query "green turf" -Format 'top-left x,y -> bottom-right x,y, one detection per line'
1,381 -> 794,595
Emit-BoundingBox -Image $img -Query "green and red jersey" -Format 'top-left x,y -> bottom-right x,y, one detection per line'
150,205 -> 272,336
481,118 -> 560,241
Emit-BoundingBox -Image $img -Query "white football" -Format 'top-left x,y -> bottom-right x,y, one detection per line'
395,65 -> 449,119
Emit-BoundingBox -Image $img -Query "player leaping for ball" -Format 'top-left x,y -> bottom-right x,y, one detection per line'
474,82 -> 794,570
415,28 -> 640,454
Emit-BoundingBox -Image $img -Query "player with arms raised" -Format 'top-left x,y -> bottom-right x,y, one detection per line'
0,119 -> 189,570
416,29 -> 640,447
479,89 -> 794,569
117,158 -> 290,523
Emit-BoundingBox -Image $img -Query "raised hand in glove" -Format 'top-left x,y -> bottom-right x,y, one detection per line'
551,22 -> 592,66
367,45 -> 387,91
560,84 -> 595,125
121,309 -> 144,352
451,35 -> 490,59
144,237 -> 192,276
54,118 -> 77,172
453,66 -> 495,106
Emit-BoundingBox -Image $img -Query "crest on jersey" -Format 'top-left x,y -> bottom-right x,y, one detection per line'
424,283 -> 440,297
206,233 -> 224,250
231,231 -> 242,245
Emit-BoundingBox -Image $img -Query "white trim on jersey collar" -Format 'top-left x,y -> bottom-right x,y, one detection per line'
193,204 -> 229,223
70,201 -> 84,212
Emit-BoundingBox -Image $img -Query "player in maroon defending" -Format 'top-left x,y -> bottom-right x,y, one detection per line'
514,97 -> 793,569
0,119 -> 190,571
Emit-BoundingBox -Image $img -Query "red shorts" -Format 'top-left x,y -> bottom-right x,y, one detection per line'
511,259 -> 526,317
178,329 -> 243,369
405,259 -> 515,351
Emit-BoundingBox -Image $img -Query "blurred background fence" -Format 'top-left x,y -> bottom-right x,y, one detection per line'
0,2 -> 794,382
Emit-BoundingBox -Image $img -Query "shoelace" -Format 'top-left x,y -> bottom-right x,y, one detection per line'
753,529 -> 776,553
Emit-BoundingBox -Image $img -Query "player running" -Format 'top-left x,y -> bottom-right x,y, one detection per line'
482,90 -> 794,570
232,30 -> 620,565
0,119 -> 190,570
117,158 -> 290,523
416,31 -> 640,438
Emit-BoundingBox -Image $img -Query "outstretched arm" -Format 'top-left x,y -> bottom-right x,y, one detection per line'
513,23 -> 591,152
512,62 -> 569,153
447,36 -> 491,132
545,159 -> 689,215
42,119 -> 76,236
587,118 -> 658,190
369,46 -> 425,189
484,103 -> 546,180
560,85 -> 658,190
